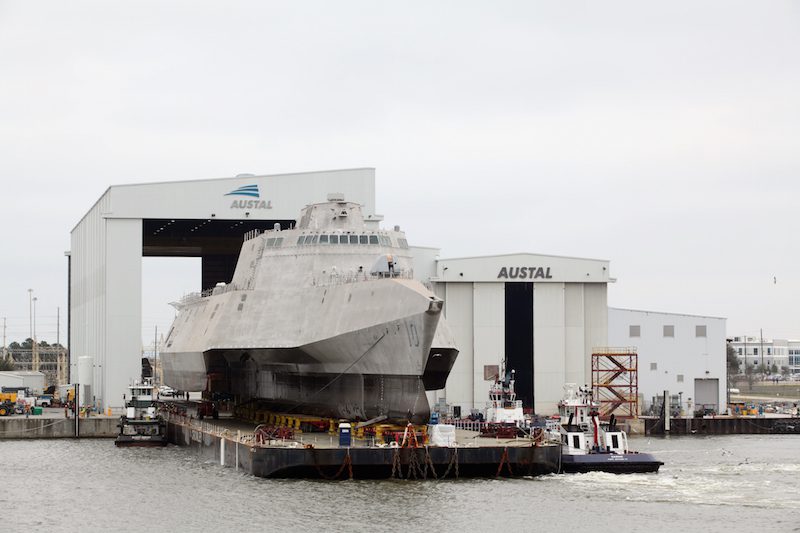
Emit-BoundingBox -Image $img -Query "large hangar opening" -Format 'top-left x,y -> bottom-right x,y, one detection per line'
142,218 -> 294,290
505,282 -> 534,408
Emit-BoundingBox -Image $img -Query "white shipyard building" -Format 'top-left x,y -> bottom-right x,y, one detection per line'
71,168 -> 720,418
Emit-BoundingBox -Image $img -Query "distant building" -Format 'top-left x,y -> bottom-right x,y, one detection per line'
0,371 -> 46,394
728,336 -> 799,374
608,308 -> 727,414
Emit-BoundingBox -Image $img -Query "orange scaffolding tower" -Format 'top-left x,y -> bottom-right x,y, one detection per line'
591,347 -> 638,419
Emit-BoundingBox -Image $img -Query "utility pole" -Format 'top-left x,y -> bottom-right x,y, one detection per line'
2,317 -> 6,360
760,328 -> 765,371
28,288 -> 33,341
57,306 -> 60,347
154,325 -> 158,385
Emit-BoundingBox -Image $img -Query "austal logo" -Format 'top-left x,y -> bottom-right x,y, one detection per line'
225,184 -> 272,209
497,267 -> 553,279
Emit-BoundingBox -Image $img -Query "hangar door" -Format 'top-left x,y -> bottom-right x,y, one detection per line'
694,378 -> 719,413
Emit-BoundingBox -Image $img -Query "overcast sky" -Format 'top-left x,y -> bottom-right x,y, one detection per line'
0,1 -> 798,347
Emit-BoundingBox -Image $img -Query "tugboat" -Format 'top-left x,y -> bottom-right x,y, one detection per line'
480,363 -> 534,438
556,384 -> 662,473
115,380 -> 168,447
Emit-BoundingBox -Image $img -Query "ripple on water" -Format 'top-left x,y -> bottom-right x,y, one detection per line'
2,435 -> 799,533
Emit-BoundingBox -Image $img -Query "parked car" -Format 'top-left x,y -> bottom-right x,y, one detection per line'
158,386 -> 177,397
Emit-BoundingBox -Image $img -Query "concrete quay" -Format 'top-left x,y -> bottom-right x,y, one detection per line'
0,409 -> 117,439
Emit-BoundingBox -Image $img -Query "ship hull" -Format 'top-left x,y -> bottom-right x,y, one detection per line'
161,280 -> 450,424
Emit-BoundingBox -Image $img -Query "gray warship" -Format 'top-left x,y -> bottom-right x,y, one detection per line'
160,194 -> 458,424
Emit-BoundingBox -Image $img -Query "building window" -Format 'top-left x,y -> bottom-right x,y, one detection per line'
696,325 -> 707,337
629,325 -> 640,337
767,348 -> 772,355
738,348 -> 742,356
753,348 -> 758,356
677,374 -> 684,383
650,362 -> 657,371
663,325 -> 674,337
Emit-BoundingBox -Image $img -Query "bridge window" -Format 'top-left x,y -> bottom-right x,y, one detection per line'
266,238 -> 276,247
296,236 -> 305,246
329,235 -> 338,244
359,235 -> 369,245
369,235 -> 379,245
319,235 -> 329,244
397,238 -> 409,249
349,235 -> 359,244
303,235 -> 314,245
274,237 -> 283,247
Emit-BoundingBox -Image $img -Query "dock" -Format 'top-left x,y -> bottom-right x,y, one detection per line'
644,415 -> 800,435
164,412 -> 560,479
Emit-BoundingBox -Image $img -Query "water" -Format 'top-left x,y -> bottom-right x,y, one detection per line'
2,436 -> 799,532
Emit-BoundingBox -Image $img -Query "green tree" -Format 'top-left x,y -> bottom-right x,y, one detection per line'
726,343 -> 740,375
745,364 -> 755,391
0,357 -> 15,371
771,363 -> 778,374
781,365 -> 790,376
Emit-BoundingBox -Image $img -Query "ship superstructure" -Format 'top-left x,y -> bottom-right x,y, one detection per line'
160,194 -> 458,424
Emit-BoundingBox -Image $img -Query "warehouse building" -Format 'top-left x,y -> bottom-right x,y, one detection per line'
608,308 -> 727,415
71,168 -> 722,417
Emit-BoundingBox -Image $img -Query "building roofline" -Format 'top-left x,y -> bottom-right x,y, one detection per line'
438,252 -> 609,263
609,306 -> 727,320
109,167 -> 375,189
71,168 -> 375,234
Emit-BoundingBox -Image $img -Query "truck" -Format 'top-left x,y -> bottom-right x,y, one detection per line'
36,394 -> 54,407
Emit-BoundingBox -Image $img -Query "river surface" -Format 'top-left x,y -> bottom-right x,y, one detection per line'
2,435 -> 798,532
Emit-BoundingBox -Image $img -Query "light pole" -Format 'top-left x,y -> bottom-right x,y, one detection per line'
28,288 -> 33,342
32,296 -> 38,372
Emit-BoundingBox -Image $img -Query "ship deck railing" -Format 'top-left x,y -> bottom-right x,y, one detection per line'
312,270 -> 415,287
171,270 -> 418,308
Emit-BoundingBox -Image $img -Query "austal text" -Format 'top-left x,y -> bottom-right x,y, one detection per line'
497,267 -> 553,279
230,199 -> 272,209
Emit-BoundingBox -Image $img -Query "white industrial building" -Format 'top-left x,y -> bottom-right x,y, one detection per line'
70,169 -> 377,410
608,308 -> 727,414
0,371 -> 46,394
728,335 -> 800,374
426,254 -> 610,416
71,168 -> 724,418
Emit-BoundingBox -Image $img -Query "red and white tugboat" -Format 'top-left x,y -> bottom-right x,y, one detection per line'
556,384 -> 662,474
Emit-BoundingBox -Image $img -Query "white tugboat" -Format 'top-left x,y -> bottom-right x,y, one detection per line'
115,380 -> 168,447
556,384 -> 662,473
479,362 -> 545,439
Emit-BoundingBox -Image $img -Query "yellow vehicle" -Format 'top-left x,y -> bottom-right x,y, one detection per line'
0,399 -> 14,416
0,392 -> 18,403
